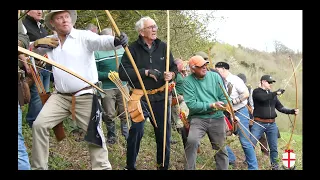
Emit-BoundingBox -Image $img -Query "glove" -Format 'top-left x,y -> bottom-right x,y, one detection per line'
34,37 -> 59,48
30,56 -> 46,68
114,32 -> 128,47
275,88 -> 285,95
148,69 -> 162,79
35,59 -> 46,68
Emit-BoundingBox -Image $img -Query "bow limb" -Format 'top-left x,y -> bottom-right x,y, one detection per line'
208,46 -> 214,69
286,56 -> 298,150
161,10 -> 170,167
218,83 -> 257,148
218,83 -> 236,131
282,58 -> 302,90
113,33 -> 131,131
18,46 -> 106,94
104,10 -> 158,128
92,10 -> 102,33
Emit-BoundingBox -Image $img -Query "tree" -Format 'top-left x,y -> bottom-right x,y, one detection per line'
75,10 -> 219,60
273,40 -> 294,55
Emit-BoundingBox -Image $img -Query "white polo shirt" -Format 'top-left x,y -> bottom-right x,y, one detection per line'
225,72 -> 249,111
38,28 -> 120,96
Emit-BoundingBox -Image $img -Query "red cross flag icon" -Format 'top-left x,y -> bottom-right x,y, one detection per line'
282,149 -> 296,169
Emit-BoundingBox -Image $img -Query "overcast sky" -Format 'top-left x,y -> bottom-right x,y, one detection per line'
206,10 -> 302,52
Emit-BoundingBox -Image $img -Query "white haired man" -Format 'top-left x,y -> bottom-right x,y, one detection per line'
118,16 -> 177,170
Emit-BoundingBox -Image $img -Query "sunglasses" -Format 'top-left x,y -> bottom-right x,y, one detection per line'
267,81 -> 274,84
195,64 -> 208,68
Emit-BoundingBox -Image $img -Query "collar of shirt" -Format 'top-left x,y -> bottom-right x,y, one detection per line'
225,72 -> 233,83
67,28 -> 78,39
142,39 -> 155,52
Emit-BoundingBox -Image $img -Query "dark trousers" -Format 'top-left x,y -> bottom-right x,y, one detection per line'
126,100 -> 171,170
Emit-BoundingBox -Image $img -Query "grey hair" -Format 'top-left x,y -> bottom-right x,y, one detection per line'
85,23 -> 97,30
135,16 -> 154,33
174,58 -> 183,65
100,28 -> 113,36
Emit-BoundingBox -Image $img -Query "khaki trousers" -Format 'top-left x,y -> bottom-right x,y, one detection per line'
31,93 -> 112,170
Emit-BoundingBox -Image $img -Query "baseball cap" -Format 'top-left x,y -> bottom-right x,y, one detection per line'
237,73 -> 247,83
189,55 -> 209,68
215,62 -> 230,70
260,75 -> 276,83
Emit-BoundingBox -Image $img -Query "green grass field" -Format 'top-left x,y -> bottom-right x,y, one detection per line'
21,106 -> 302,170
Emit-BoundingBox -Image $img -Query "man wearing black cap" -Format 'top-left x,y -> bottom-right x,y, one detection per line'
251,75 -> 299,170
215,61 -> 259,170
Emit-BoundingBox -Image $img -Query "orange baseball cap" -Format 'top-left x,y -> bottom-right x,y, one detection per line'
189,55 -> 209,68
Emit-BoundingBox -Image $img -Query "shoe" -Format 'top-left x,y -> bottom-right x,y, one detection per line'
107,137 -> 116,145
170,140 -> 178,144
124,166 -> 136,170
156,164 -> 168,170
242,160 -> 248,165
229,162 -> 237,169
170,139 -> 178,144
271,164 -> 280,170
70,129 -> 85,142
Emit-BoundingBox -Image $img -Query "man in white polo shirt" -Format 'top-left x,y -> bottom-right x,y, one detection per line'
215,61 -> 259,170
30,10 -> 128,170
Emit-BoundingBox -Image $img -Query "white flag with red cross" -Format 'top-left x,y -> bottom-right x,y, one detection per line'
282,149 -> 296,169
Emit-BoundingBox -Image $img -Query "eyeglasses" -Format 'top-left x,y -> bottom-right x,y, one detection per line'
144,25 -> 158,30
195,64 -> 208,68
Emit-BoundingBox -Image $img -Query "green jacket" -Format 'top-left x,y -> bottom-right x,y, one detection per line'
183,71 -> 230,120
95,48 -> 127,89
175,72 -> 185,95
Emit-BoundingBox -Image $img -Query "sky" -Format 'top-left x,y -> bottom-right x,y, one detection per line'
204,10 -> 302,52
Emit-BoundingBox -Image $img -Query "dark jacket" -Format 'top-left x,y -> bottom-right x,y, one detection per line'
119,35 -> 177,102
22,15 -> 51,70
252,87 -> 295,119
22,15 -> 48,41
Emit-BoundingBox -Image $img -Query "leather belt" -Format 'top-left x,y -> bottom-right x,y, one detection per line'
146,84 -> 166,95
254,117 -> 275,123
58,86 -> 92,121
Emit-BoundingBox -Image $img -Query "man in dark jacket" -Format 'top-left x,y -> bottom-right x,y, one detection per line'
119,16 -> 177,170
251,75 -> 299,170
23,10 -> 59,128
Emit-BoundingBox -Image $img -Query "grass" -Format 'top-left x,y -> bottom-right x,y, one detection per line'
22,107 -> 303,170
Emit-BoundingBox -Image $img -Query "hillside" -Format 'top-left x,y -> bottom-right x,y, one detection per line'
22,111 -> 302,170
